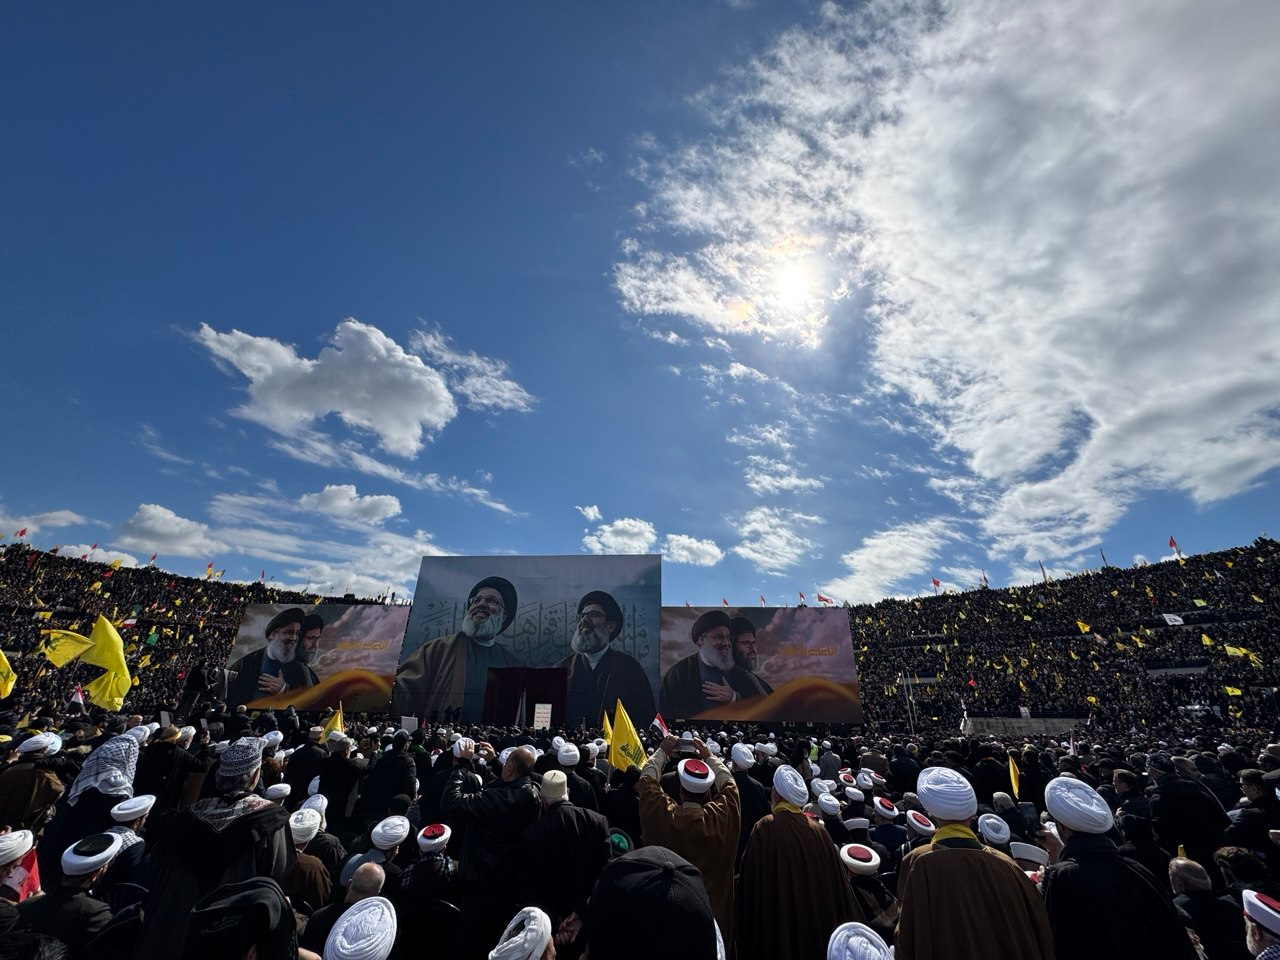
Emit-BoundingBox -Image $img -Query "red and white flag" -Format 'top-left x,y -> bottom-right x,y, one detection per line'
759,594 -> 766,606
70,684 -> 85,707
722,598 -> 729,607
14,528 -> 27,538
798,591 -> 806,602
149,552 -> 158,564
932,577 -> 941,590
817,593 -> 833,605
651,713 -> 670,737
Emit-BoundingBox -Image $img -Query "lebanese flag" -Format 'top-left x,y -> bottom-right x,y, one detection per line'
722,598 -> 729,607
651,713 -> 670,737
759,594 -> 766,605
798,591 -> 806,602
932,577 -> 941,588
120,617 -> 137,629
149,552 -> 158,564
90,543 -> 98,552
14,528 -> 26,538
968,674 -> 977,688
1168,535 -> 1178,549
817,593 -> 833,604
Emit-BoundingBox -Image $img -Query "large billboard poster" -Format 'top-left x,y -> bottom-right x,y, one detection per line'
225,604 -> 410,713
394,555 -> 661,727
659,606 -> 861,723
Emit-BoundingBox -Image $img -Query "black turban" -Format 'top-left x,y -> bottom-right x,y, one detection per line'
264,608 -> 305,638
579,590 -> 624,640
690,610 -> 732,643
728,616 -> 757,640
585,847 -> 717,960
301,613 -> 325,633
182,878 -> 296,960
467,576 -> 517,634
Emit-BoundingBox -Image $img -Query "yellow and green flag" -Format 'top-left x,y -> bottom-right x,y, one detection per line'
323,702 -> 345,739
601,710 -> 613,747
0,650 -> 15,699
608,699 -> 646,771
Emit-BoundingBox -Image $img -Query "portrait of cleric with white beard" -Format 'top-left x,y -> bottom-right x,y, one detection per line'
392,576 -> 525,723
226,607 -> 321,707
555,590 -> 655,727
659,609 -> 757,719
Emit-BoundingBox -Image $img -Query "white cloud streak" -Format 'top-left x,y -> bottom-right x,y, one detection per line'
822,517 -> 964,603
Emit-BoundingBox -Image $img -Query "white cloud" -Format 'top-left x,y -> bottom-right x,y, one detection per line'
618,0 -> 1280,563
582,518 -> 658,555
822,518 -> 964,604
298,484 -> 401,524
58,544 -> 139,567
410,327 -> 535,414
743,456 -> 824,496
575,504 -> 603,522
117,504 -> 228,557
138,424 -> 192,465
727,422 -> 794,452
662,534 -> 725,566
730,506 -> 818,574
1,507 -> 91,534
644,328 -> 689,346
197,319 -> 457,458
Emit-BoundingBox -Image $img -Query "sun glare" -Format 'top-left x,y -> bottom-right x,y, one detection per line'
772,262 -> 814,310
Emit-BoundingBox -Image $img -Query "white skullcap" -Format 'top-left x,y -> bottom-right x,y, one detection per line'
308,776 -> 321,796
677,758 -> 715,794
822,740 -> 832,749
263,730 -> 284,749
0,830 -> 34,866
761,743 -> 777,757
872,797 -> 898,820
838,845 -> 881,877
124,725 -> 150,743
452,737 -> 475,758
265,783 -> 291,801
811,779 -> 833,799
773,765 -> 808,807
978,813 -> 1011,846
1244,889 -> 1280,938
371,815 -> 411,850
383,726 -> 396,737
1044,775 -> 1114,834
558,743 -> 580,767
768,732 -> 776,739
916,766 -> 977,821
17,732 -> 55,754
905,809 -> 936,836
731,744 -> 755,769
489,906 -> 553,960
111,795 -> 155,823
417,823 -> 451,853
817,793 -> 841,817
325,895 -> 397,960
178,725 -> 196,742
61,832 -> 123,877
290,808 -> 322,845
1010,841 -> 1050,866
436,728 -> 447,736
844,786 -> 865,804
827,922 -> 893,960
855,770 -> 875,791
844,817 -> 870,831
541,770 -> 568,802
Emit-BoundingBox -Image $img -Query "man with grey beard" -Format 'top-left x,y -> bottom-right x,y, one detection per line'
555,591 -> 655,727
660,610 -> 755,719
728,616 -> 773,699
226,607 -> 320,708
392,576 -> 524,723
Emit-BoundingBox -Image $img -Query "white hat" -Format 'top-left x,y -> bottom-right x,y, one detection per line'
125,725 -> 151,743
61,832 -> 123,877
452,737 -> 475,758
844,786 -> 865,804
371,816 -> 411,850
827,922 -> 892,960
677,758 -> 715,794
213,740 -> 230,756
839,844 -> 881,876
872,797 -> 898,820
417,823 -> 451,853
220,737 -> 265,778
541,770 -> 568,802
383,726 -> 396,737
761,742 -> 778,757
324,895 -> 397,960
821,740 -> 832,749
586,742 -> 600,759
1244,889 -> 1280,938
978,813 -> 1011,846
111,795 -> 156,823
811,779 -> 833,799
843,817 -> 870,831
916,766 -> 977,821
435,728 -> 447,737
290,808 -> 322,845
773,765 -> 808,807
327,730 -> 347,743
178,726 -> 197,743
731,744 -> 755,769
706,741 -> 720,756
817,793 -> 841,817
550,736 -> 565,752
302,794 -> 328,829
45,734 -> 63,755
146,722 -> 160,734
768,732 -> 776,739
17,732 -> 55,754
1009,841 -> 1050,866
808,761 -> 821,778
490,906 -> 552,960
837,771 -> 856,787
265,783 -> 292,802
308,776 -> 321,796
1044,776 -> 1114,834
905,809 -> 936,837
498,747 -> 515,765
855,770 -> 875,791
263,730 -> 284,749
0,830 -> 34,866
558,743 -> 581,767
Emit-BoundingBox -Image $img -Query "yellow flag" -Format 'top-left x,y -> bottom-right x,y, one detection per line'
1201,634 -> 1214,647
1225,645 -> 1245,658
1224,686 -> 1243,697
1087,695 -> 1099,705
1192,599 -> 1207,607
323,702 -> 345,738
1008,755 -> 1020,800
1076,621 -> 1090,634
1252,595 -> 1264,603
109,559 -> 123,571
1069,649 -> 1079,660
41,629 -> 95,668
601,710 -> 613,746
33,611 -> 52,621
79,616 -> 132,710
608,699 -> 647,771
0,650 -> 15,699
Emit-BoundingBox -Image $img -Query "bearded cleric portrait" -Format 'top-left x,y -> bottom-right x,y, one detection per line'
660,610 -> 753,719
392,576 -> 523,723
226,608 -> 319,707
555,590 -> 655,725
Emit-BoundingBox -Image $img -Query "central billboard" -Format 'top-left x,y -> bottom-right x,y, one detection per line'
394,555 -> 661,727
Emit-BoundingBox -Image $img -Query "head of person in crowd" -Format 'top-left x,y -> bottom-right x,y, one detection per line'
217,736 -> 265,797
1238,768 -> 1268,803
691,611 -> 734,672
502,745 -> 536,783
728,617 -> 760,672
111,794 -> 155,834
1112,769 -> 1143,798
263,608 -> 305,664
827,922 -> 893,960
1244,890 -> 1280,958
461,577 -> 517,643
915,765 -> 978,827
299,613 -> 325,665
571,591 -> 623,657
61,833 -> 122,890
345,862 -> 385,904
1216,846 -> 1273,889
324,895 -> 397,960
675,754 -> 719,807
0,831 -> 34,889
181,877 -> 297,960
491,906 -> 555,960
1168,858 -> 1212,896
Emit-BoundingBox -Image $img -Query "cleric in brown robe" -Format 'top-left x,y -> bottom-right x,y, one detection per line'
736,763 -> 862,960
555,590 -> 655,726
391,577 -> 523,723
896,765 -> 1054,960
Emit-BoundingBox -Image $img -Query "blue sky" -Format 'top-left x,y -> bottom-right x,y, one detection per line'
2,0 -> 1278,604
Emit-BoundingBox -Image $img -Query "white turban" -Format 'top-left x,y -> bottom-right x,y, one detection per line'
489,907 -> 552,960
111,795 -> 156,823
811,779 -> 832,799
761,742 -> 778,757
308,776 -> 321,796
916,766 -> 977,821
325,896 -> 397,960
817,793 -> 841,817
302,794 -> 328,829
62,832 -> 123,877
1045,775 -> 1114,834
290,808 -> 322,845
265,783 -> 291,802
978,813 -> 1011,845
827,922 -> 893,960
124,725 -> 151,743
0,830 -> 34,866
178,725 -> 197,743
17,733 -> 54,754
558,743 -> 580,766
262,730 -> 284,749
452,737 -> 475,758
731,744 -> 755,769
371,815 -> 411,850
773,765 -> 808,807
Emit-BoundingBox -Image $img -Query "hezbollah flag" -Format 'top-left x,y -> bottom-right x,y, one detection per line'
608,699 -> 647,771
601,710 -> 613,747
1008,753 -> 1021,800
323,702 -> 345,738
40,616 -> 132,710
0,649 -> 16,699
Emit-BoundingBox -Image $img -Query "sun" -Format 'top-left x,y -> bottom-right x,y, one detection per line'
772,262 -> 815,310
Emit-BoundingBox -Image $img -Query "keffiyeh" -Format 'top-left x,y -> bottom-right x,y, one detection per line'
68,734 -> 139,805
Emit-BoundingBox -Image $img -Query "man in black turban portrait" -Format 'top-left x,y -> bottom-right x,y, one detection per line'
728,616 -> 773,698
392,576 -> 525,723
226,607 -> 321,708
555,590 -> 655,727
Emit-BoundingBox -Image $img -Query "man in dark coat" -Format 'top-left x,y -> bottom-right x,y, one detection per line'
659,610 -> 755,719
1169,857 -> 1250,960
282,727 -> 328,808
354,732 -> 417,825
132,725 -> 213,819
555,591 -> 655,727
729,744 -> 770,870
1147,752 -> 1229,878
226,608 -> 319,708
15,833 -> 116,952
1041,776 -> 1197,959
317,734 -> 369,835
727,617 -> 773,699
1225,769 -> 1280,858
